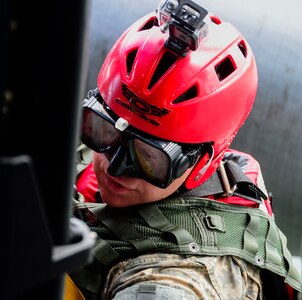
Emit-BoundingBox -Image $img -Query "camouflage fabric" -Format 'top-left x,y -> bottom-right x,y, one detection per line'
102,253 -> 263,300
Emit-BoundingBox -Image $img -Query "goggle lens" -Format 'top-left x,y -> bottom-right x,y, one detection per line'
82,108 -> 121,152
134,139 -> 170,183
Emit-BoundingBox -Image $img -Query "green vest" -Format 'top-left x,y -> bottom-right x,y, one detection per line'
72,196 -> 301,296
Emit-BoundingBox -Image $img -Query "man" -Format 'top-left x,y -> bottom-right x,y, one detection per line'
69,0 -> 302,299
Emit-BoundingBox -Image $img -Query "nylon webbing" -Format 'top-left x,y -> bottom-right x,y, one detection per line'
226,160 -> 267,202
182,171 -> 223,197
92,237 -> 121,266
265,220 -> 282,266
224,160 -> 252,186
243,214 -> 259,255
73,196 -> 301,294
91,206 -> 158,252
181,159 -> 266,203
138,205 -> 195,245
278,228 -> 302,289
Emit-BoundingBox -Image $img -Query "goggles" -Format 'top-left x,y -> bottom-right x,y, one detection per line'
81,90 -> 208,188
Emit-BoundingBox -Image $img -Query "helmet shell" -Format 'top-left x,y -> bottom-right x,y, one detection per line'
97,11 -> 258,188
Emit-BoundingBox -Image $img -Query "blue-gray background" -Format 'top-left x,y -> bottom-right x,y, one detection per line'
84,0 -> 302,256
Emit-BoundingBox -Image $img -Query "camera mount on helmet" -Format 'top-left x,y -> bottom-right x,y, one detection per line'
157,0 -> 208,56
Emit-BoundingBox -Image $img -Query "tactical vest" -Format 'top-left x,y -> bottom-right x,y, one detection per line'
71,144 -> 302,299
72,196 -> 301,296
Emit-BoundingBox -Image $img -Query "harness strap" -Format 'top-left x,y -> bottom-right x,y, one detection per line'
243,214 -> 259,255
266,220 -> 282,266
91,205 -> 158,252
138,205 -> 195,246
279,229 -> 302,284
92,237 -> 120,266
182,158 -> 267,203
69,265 -> 102,295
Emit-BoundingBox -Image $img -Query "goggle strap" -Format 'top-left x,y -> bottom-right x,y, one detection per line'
164,142 -> 183,160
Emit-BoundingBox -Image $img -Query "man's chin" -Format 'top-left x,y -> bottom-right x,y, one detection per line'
99,188 -> 137,208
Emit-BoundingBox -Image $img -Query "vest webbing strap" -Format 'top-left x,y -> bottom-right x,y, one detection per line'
92,237 -> 120,266
91,205 -> 158,252
138,205 -> 195,245
69,265 -> 102,295
279,229 -> 301,284
243,214 -> 259,255
266,220 -> 282,266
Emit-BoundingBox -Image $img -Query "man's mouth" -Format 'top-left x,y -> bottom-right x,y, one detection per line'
103,173 -> 137,192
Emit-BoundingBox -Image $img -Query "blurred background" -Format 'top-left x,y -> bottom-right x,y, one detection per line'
85,0 -> 302,256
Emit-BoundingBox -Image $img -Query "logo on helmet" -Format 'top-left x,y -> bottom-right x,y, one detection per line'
115,83 -> 171,126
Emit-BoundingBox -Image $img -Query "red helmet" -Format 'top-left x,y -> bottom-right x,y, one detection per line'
96,8 -> 258,189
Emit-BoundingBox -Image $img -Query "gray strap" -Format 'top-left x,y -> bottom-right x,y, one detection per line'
138,205 -> 195,245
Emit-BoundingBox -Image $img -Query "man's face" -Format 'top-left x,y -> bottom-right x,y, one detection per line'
92,152 -> 193,207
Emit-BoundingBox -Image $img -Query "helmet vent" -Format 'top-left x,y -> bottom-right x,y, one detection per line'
126,49 -> 138,75
215,56 -> 236,81
238,40 -> 247,58
172,85 -> 198,104
148,52 -> 177,90
138,16 -> 157,31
